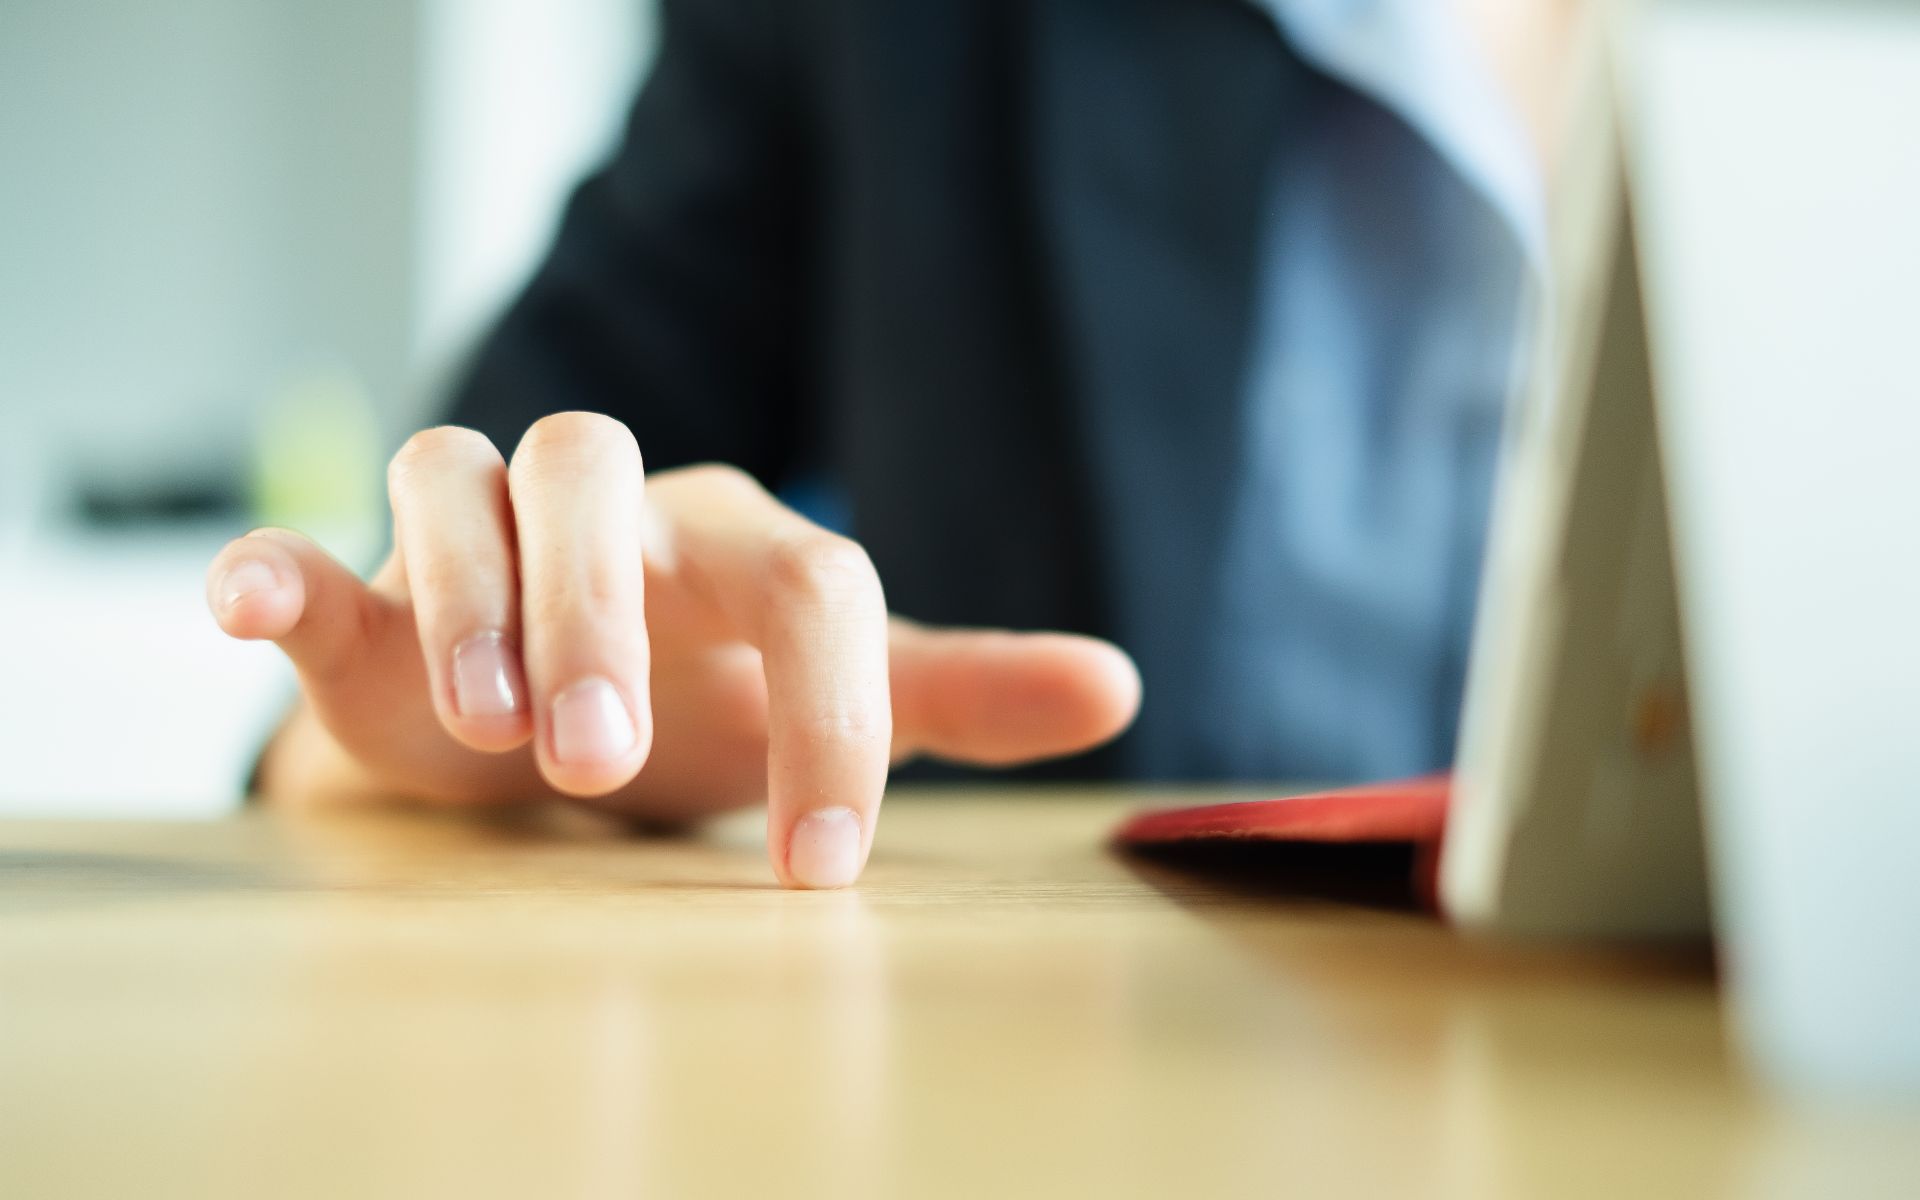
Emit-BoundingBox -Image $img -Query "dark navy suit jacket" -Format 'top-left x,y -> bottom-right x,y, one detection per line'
448,0 -> 1431,782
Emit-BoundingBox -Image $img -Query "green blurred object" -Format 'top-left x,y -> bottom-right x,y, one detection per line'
251,367 -> 384,565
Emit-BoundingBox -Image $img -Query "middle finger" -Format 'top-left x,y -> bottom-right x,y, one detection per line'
508,412 -> 653,797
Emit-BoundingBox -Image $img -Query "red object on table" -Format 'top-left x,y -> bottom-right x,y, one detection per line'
1111,775 -> 1454,913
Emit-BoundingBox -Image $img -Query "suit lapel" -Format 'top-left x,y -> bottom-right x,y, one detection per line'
1025,0 -> 1312,772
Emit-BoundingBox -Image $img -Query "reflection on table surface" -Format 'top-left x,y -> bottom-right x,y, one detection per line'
1,790 -> 1914,1200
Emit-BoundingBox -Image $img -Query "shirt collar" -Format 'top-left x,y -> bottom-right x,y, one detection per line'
1245,0 -> 1547,275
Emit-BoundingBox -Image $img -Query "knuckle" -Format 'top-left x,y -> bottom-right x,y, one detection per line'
389,426 -> 495,493
513,411 -> 642,476
521,566 -> 636,633
519,585 -> 588,641
800,704 -> 893,749
409,554 -> 488,610
519,588 -> 568,634
764,532 -> 882,609
683,462 -> 762,496
579,559 -> 634,614
650,462 -> 764,514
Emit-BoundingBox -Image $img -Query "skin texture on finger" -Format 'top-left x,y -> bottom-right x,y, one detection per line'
209,461 -> 1142,852
206,528 -> 547,803
573,641 -> 772,824
886,624 -> 1142,767
207,529 -> 393,679
508,412 -> 653,798
649,467 -> 891,889
388,426 -> 530,753
587,623 -> 1143,819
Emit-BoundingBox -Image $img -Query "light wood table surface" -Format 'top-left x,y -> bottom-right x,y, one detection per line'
2,790 -> 1915,1199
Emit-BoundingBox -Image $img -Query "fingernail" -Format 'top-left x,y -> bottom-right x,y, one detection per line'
451,632 -> 524,718
788,807 -> 864,889
219,559 -> 281,611
550,676 -> 636,765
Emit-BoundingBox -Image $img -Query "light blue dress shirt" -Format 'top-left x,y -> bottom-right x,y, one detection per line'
1222,0 -> 1542,778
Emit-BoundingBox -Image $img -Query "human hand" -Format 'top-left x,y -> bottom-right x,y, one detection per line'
207,413 -> 1140,888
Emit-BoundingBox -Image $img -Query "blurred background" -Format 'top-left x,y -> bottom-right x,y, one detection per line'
1,0 -> 1914,1103
2,0 -> 1915,845
0,0 -> 655,813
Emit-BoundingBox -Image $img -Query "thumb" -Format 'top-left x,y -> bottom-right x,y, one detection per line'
209,528 -> 547,806
206,527 -> 408,689
887,621 -> 1141,768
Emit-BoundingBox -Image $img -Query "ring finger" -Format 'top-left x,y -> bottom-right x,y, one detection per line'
387,426 -> 530,753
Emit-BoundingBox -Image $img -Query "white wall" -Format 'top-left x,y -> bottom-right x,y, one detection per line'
0,1 -> 419,499
0,0 -> 652,508
412,0 -> 654,420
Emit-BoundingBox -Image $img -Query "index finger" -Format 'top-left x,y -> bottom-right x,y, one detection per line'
651,467 -> 890,889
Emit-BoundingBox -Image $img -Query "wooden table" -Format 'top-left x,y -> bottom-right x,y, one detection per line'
2,790 -> 1915,1199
